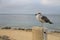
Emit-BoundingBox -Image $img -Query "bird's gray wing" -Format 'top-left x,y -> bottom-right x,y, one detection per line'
41,16 -> 50,23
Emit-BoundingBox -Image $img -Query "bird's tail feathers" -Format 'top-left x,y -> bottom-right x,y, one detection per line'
49,21 -> 53,24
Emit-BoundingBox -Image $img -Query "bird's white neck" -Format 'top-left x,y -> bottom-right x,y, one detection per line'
36,14 -> 42,18
36,14 -> 42,20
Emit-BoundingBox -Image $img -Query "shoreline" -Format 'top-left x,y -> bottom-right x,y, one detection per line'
0,26 -> 60,33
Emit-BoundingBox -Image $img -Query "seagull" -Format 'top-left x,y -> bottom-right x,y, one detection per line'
35,12 -> 53,40
35,12 -> 53,27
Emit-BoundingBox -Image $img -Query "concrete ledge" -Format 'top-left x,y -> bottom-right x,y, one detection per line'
32,26 -> 44,40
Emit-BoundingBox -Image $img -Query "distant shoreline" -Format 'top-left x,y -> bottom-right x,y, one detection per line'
0,26 -> 60,33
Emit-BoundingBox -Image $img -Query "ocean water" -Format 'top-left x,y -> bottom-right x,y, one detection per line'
0,14 -> 60,31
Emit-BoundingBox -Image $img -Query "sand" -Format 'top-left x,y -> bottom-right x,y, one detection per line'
0,29 -> 32,40
47,32 -> 60,40
0,29 -> 60,40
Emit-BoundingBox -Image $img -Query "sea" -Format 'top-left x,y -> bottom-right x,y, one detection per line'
0,14 -> 60,31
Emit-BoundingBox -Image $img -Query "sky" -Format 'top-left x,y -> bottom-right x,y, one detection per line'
0,0 -> 60,14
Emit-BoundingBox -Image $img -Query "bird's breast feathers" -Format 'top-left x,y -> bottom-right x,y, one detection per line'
36,15 -> 45,23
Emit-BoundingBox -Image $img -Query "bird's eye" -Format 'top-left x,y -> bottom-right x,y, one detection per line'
38,13 -> 41,14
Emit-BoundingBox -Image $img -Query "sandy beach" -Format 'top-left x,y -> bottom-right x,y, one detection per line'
0,29 -> 60,40
47,32 -> 60,40
0,29 -> 32,40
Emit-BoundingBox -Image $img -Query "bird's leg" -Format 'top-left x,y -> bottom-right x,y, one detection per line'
42,23 -> 47,40
41,23 -> 47,40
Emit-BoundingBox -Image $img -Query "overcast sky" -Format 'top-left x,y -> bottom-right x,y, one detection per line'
0,0 -> 60,14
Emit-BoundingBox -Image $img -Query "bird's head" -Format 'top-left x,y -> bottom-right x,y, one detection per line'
35,13 -> 42,16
